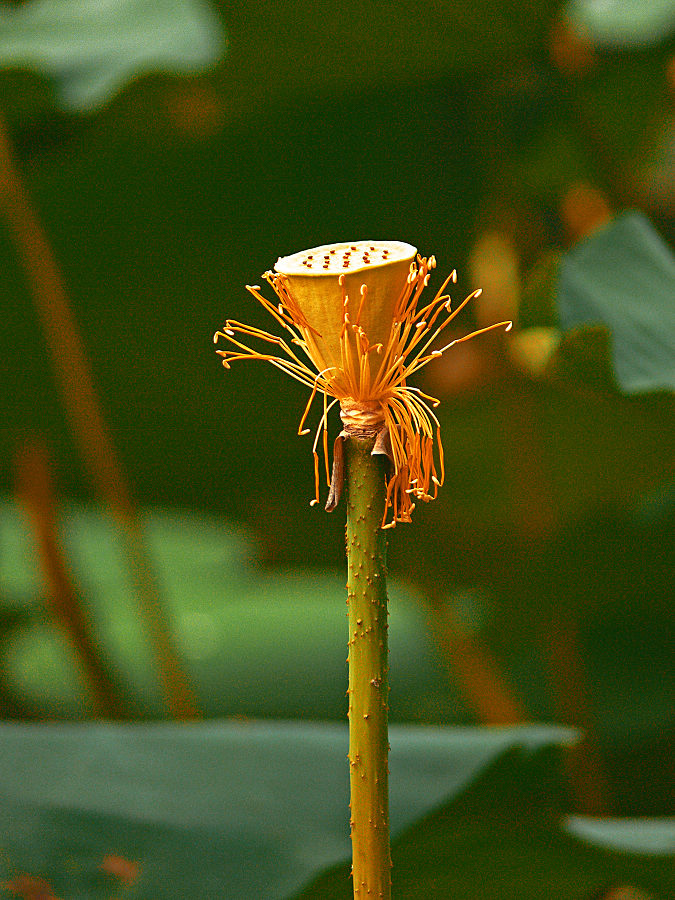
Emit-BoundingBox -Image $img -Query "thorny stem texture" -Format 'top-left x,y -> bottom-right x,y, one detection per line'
345,437 -> 391,899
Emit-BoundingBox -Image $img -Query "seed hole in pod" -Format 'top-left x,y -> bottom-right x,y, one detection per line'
275,240 -> 417,277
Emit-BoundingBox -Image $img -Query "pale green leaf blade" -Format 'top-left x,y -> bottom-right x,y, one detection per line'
0,721 -> 577,899
557,212 -> 675,394
0,0 -> 226,112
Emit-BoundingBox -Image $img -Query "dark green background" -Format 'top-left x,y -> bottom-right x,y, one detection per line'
0,0 -> 673,817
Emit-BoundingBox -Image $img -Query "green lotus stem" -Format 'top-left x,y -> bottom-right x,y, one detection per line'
345,436 -> 391,899
214,240 -> 512,897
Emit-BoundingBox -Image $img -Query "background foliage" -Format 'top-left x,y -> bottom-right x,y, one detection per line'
0,0 -> 673,896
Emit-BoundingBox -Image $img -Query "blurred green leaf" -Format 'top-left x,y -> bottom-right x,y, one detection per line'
565,0 -> 675,48
0,501 -> 255,612
298,749 -> 674,899
520,213 -> 675,395
0,721 -> 576,899
564,816 -> 675,856
0,0 -> 226,113
555,213 -> 675,395
0,500 -> 44,611
0,501 -> 456,721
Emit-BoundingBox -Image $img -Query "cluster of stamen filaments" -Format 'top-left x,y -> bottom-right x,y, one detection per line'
214,256 -> 512,527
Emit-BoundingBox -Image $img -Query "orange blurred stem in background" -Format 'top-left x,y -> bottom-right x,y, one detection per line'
0,112 -> 198,721
429,604 -> 527,725
500,380 -> 610,813
16,442 -> 129,719
543,612 -> 613,815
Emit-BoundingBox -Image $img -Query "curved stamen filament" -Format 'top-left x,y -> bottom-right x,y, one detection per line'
298,367 -> 339,435
312,395 -> 339,481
